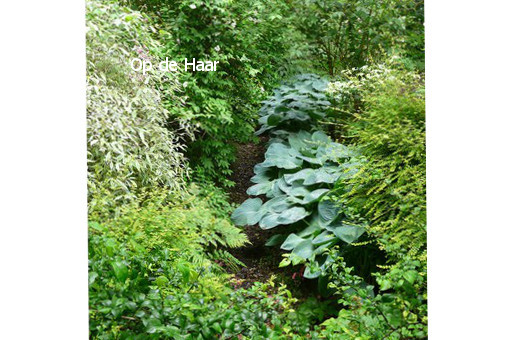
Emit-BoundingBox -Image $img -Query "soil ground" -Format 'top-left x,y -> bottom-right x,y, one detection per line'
226,137 -> 315,293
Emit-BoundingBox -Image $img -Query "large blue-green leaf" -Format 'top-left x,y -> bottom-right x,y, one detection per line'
303,188 -> 330,203
318,199 -> 340,223
277,206 -> 310,225
281,233 -> 304,251
333,224 -> 366,243
259,213 -> 280,229
312,230 -> 336,245
292,239 -> 314,260
261,143 -> 302,169
231,198 -> 264,226
246,181 -> 273,196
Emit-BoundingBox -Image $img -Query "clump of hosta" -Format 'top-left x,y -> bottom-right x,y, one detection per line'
86,0 -> 190,206
232,129 -> 366,278
256,74 -> 331,135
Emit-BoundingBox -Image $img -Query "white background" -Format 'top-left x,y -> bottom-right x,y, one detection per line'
0,0 -> 511,338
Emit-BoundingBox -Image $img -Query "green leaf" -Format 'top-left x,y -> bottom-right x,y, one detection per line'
246,182 -> 273,196
265,234 -> 286,246
292,239 -> 314,260
318,199 -> 340,223
312,230 -> 335,245
303,188 -> 330,204
277,207 -> 310,225
280,233 -> 304,251
231,198 -> 263,226
333,224 -> 365,243
155,275 -> 169,287
111,261 -> 128,282
259,213 -> 281,229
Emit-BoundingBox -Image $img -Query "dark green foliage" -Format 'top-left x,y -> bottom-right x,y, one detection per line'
310,253 -> 427,339
291,0 -> 424,74
125,0 -> 297,184
89,231 -> 301,339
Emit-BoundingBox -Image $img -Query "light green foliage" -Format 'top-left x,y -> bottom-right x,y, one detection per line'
86,0 -> 190,204
88,189 -> 306,339
334,68 -> 426,260
291,0 -> 423,74
319,67 -> 427,338
90,188 -> 248,259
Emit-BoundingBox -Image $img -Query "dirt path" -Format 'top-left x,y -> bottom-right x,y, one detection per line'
226,137 -> 284,288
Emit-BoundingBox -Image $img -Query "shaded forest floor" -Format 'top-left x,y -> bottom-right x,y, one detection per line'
226,136 -> 280,288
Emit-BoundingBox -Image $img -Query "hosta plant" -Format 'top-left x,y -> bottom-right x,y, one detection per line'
256,74 -> 331,135
232,129 -> 366,278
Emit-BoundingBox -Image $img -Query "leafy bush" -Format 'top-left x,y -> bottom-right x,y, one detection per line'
316,67 -> 427,338
310,252 -> 427,339
86,0 -> 190,205
89,230 -> 300,339
291,0 -> 423,74
125,0 -> 297,183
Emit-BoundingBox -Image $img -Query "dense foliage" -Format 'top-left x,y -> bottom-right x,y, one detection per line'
86,0 -> 189,205
122,0 -> 297,184
87,0 -> 425,338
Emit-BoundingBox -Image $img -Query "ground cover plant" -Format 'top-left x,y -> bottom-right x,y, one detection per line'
87,0 -> 426,338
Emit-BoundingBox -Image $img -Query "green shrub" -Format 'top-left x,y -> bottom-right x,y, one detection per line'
125,0 -> 297,184
89,230 -> 301,339
86,0 -> 190,205
318,67 -> 427,338
291,0 -> 423,74
335,68 -> 426,260
309,252 -> 426,339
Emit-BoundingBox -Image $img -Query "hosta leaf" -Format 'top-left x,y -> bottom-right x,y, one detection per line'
262,196 -> 292,213
292,239 -> 314,260
297,223 -> 322,237
247,182 -> 273,196
312,230 -> 336,245
265,234 -> 286,246
288,131 -> 312,151
262,143 -> 302,169
267,113 -> 282,126
231,198 -> 264,226
318,199 -> 340,223
289,185 -> 311,198
283,168 -> 316,184
281,233 -> 304,251
303,169 -> 341,185
311,130 -> 331,144
259,213 -> 280,229
333,224 -> 366,243
277,206 -> 310,225
303,188 -> 330,204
